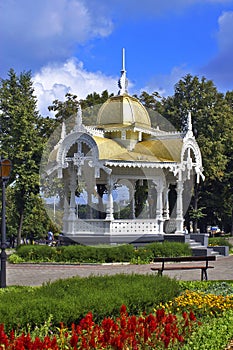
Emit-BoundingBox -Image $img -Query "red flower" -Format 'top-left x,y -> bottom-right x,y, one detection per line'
164,323 -> 171,337
156,308 -> 165,322
120,304 -> 127,316
120,317 -> 127,330
0,305 -> 201,349
189,311 -> 196,321
79,312 -> 94,331
0,324 -> 8,347
164,336 -> 171,348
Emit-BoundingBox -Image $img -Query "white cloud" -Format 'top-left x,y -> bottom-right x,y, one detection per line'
200,10 -> 233,91
217,11 -> 233,51
33,58 -> 119,116
0,0 -> 113,73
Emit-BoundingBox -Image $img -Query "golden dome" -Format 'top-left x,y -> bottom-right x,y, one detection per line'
97,94 -> 151,129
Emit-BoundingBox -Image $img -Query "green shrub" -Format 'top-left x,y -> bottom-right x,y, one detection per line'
15,244 -> 135,263
16,245 -> 56,262
0,274 -> 181,331
146,241 -> 191,259
179,280 -> 233,296
13,241 -> 191,264
208,237 -> 233,248
182,310 -> 233,350
132,242 -> 191,263
8,253 -> 24,264
196,281 -> 233,296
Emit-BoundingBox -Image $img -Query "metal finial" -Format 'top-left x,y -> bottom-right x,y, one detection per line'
118,48 -> 128,95
122,47 -> 125,71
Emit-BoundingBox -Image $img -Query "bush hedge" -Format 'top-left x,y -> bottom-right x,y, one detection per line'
208,236 -> 233,248
0,274 -> 181,331
182,310 -> 233,350
12,241 -> 191,264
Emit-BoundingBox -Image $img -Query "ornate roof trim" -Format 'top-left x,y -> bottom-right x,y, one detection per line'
105,160 -> 178,169
181,136 -> 205,182
95,123 -> 184,138
86,126 -> 104,137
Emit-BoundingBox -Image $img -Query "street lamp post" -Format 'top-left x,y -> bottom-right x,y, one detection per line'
0,158 -> 12,288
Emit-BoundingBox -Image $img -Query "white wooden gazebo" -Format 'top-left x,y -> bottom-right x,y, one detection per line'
42,50 -> 204,245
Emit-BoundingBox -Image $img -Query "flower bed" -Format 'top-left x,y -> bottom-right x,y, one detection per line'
0,305 -> 199,349
1,280 -> 233,349
163,290 -> 233,317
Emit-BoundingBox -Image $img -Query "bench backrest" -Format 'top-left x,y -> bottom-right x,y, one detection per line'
153,256 -> 216,263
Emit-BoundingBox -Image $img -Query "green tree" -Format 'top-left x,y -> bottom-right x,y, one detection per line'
48,92 -> 80,125
48,90 -> 113,127
6,190 -> 53,243
0,69 -> 49,244
224,92 -> 233,234
159,74 -> 233,232
81,90 -> 113,125
135,91 -> 173,130
81,90 -> 113,109
134,91 -> 161,110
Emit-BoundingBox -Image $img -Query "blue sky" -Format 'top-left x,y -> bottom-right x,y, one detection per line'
1,0 -> 233,116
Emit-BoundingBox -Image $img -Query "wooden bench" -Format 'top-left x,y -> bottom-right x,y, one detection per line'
151,256 -> 216,281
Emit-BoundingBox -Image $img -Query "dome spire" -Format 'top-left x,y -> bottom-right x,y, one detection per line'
118,48 -> 128,95
122,47 -> 125,71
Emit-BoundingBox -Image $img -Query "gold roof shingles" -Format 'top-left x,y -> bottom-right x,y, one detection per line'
97,94 -> 151,129
134,139 -> 182,162
93,136 -> 182,163
93,136 -> 127,159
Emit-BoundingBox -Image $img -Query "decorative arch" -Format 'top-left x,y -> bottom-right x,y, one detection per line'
57,132 -> 99,167
181,137 -> 204,183
181,138 -> 203,168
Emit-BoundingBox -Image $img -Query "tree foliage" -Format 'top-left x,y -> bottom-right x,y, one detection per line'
48,90 -> 113,127
158,74 -> 233,232
0,69 -> 52,243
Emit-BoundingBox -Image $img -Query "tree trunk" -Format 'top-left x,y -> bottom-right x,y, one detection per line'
17,210 -> 24,246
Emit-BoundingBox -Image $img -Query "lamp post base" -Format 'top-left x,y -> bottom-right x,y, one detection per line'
0,249 -> 7,288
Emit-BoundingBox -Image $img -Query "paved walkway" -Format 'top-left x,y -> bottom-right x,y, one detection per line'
5,255 -> 233,287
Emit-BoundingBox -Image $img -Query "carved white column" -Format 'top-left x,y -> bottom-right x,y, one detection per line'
63,179 -> 70,233
106,176 -> 114,220
148,181 -> 155,219
68,169 -> 77,233
163,187 -> 170,220
129,180 -> 136,219
156,185 -> 164,234
176,180 -> 184,233
87,187 -> 93,219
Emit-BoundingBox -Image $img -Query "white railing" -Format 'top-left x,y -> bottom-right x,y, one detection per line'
110,219 -> 158,235
63,219 -> 159,235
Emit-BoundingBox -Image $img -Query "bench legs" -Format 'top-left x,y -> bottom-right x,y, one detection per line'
155,268 -> 208,281
201,268 -> 208,281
